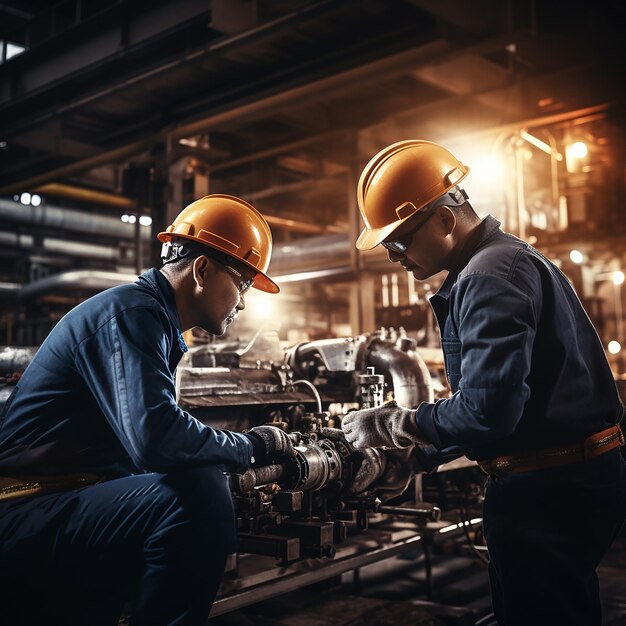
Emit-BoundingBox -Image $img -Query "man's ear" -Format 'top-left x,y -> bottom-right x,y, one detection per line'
192,255 -> 211,289
437,205 -> 457,236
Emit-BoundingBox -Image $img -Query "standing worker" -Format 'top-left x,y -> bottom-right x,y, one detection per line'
342,140 -> 626,626
0,195 -> 294,625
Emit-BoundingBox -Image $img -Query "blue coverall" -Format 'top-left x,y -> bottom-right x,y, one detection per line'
0,268 -> 253,625
415,215 -> 626,625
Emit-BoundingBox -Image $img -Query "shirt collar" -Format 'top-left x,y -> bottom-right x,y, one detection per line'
137,268 -> 184,334
435,215 -> 502,299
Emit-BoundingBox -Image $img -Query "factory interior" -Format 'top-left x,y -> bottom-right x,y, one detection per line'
1,1 -> 625,624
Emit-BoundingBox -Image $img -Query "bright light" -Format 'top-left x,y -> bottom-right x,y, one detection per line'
613,271 -> 625,286
121,214 -> 129,223
246,293 -> 276,321
569,141 -> 588,159
139,215 -> 152,226
128,215 -> 137,224
569,250 -> 584,264
471,155 -> 505,183
30,194 -> 41,207
439,523 -> 459,534
520,130 -> 553,155
20,192 -> 31,205
6,42 -> 26,60
608,341 -> 622,355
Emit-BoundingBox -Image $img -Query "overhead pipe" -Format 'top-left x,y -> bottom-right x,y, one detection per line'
0,230 -> 120,260
15,230 -> 391,297
19,270 -> 137,299
0,198 -> 149,240
32,183 -> 135,210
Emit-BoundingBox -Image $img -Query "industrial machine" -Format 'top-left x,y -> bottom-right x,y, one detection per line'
0,331 -> 486,617
170,329 -> 484,615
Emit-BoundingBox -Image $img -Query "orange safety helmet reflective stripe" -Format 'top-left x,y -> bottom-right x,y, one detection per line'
157,194 -> 279,294
356,140 -> 470,250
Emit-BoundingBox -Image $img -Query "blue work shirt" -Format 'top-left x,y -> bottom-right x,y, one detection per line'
415,215 -> 623,462
0,268 -> 252,477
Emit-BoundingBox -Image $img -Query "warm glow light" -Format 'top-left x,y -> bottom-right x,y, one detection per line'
608,341 -> 622,355
471,155 -> 505,183
139,215 -> 152,226
569,141 -> 588,159
520,130 -> 553,155
246,292 -> 277,321
569,250 -> 584,264
613,271 -> 625,286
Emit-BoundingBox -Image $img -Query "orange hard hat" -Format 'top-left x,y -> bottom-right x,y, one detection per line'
356,140 -> 470,250
157,194 -> 279,294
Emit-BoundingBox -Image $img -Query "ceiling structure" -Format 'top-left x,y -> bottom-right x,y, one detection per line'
0,0 -> 625,343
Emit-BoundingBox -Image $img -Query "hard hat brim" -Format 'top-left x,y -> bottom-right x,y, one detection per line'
355,217 -> 410,251
157,231 -> 280,294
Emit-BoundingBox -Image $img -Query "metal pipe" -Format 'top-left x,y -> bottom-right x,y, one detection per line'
0,232 -> 35,248
263,214 -> 342,235
0,231 -> 119,260
19,270 -> 136,299
269,234 -> 350,274
379,504 -> 441,522
231,464 -> 285,493
43,238 -> 120,261
0,198 -> 149,240
32,183 -> 135,210
364,338 -> 434,408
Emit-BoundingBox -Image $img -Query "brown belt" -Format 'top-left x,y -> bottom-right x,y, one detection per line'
0,473 -> 104,501
477,424 -> 625,476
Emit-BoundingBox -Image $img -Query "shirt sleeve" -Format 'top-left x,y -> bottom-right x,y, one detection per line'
415,273 -> 538,450
74,306 -> 252,473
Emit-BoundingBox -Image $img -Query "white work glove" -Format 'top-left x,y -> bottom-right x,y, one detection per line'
321,428 -> 386,494
341,400 -> 428,449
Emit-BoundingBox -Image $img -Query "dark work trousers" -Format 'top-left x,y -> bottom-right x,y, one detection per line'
0,466 -> 236,626
483,447 -> 626,626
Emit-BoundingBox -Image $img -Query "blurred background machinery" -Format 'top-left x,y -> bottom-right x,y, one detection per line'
0,0 -> 625,384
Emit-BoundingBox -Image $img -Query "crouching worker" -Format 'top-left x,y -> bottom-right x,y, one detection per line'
0,195 -> 293,626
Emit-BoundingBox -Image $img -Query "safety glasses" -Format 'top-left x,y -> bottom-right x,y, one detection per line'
222,264 -> 256,295
380,187 -> 469,254
381,210 -> 436,254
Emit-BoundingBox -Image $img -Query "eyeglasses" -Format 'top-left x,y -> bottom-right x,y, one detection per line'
381,210 -> 436,254
381,187 -> 469,254
222,264 -> 256,295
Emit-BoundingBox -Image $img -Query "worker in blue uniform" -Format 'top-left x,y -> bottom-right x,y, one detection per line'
0,194 -> 294,625
342,140 -> 626,626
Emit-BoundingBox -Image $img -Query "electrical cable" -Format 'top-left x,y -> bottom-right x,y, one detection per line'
291,379 -> 323,413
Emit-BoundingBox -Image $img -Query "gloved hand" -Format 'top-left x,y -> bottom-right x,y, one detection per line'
321,428 -> 387,494
372,448 -> 419,502
341,400 -> 429,449
244,425 -> 295,466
